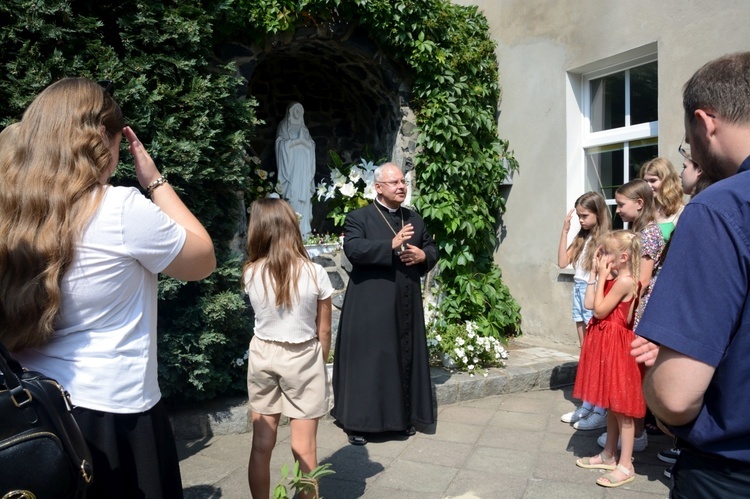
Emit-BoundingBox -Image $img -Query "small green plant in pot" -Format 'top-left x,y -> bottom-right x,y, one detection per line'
273,461 -> 335,499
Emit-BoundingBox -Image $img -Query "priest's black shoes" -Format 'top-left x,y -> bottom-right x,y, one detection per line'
348,434 -> 367,445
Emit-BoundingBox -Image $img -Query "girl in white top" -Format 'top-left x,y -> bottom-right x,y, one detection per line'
0,78 -> 215,498
243,198 -> 333,499
558,192 -> 612,429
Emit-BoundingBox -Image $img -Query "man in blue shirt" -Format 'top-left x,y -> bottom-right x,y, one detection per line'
633,51 -> 750,497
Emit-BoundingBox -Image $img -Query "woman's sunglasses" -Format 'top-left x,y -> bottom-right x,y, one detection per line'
97,80 -> 114,97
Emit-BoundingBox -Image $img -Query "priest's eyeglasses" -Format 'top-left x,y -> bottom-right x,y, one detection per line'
378,179 -> 410,187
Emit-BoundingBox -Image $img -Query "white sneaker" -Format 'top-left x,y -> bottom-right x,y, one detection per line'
573,411 -> 608,430
561,406 -> 591,423
597,430 -> 648,452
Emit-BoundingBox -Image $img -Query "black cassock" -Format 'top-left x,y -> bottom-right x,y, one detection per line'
332,201 -> 439,432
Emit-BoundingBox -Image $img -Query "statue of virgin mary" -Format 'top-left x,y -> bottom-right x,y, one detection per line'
275,102 -> 316,235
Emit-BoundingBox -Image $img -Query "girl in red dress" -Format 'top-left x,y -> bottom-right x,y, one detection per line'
574,230 -> 645,488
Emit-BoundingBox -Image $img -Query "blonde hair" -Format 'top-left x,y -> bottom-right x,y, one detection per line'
0,78 -> 124,350
243,198 -> 313,309
598,230 -> 642,321
639,157 -> 684,217
568,192 -> 611,272
616,179 -> 657,233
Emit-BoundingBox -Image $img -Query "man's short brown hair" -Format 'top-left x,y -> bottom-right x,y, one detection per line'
683,51 -> 750,125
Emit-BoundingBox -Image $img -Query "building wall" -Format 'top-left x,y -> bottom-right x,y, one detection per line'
455,0 -> 750,346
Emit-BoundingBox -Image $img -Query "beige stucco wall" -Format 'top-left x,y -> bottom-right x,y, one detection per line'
454,0 -> 750,347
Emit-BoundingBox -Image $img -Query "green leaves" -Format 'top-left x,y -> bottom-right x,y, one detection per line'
273,461 -> 335,499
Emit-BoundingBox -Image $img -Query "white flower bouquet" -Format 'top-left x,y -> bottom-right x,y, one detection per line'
316,153 -> 378,226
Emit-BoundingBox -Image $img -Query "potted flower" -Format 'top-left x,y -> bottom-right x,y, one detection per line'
426,319 -> 509,375
303,231 -> 343,258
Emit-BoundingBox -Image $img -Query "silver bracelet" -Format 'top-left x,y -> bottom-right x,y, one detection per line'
587,280 -> 597,285
146,176 -> 168,197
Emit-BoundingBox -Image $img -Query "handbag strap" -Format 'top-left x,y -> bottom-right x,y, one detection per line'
0,340 -> 23,372
0,340 -> 26,395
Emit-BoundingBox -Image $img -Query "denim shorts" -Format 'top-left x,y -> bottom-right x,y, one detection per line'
572,280 -> 593,323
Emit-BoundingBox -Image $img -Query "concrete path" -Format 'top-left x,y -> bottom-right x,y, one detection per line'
175,342 -> 673,498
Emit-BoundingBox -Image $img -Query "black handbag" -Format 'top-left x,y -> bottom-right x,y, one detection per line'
0,342 -> 93,498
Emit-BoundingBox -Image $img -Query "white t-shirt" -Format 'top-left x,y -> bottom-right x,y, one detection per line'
573,236 -> 592,283
244,261 -> 333,343
16,186 -> 186,413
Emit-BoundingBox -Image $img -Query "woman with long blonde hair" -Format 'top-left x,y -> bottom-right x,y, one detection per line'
639,157 -> 685,241
0,77 -> 215,498
243,198 -> 333,499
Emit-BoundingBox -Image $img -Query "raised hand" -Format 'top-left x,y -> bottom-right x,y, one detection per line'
123,126 -> 161,190
562,209 -> 574,233
392,223 -> 415,250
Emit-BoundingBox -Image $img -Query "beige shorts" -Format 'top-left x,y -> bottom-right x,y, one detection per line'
247,336 -> 332,419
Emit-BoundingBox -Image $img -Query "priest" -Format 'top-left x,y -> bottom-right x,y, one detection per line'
332,162 -> 439,445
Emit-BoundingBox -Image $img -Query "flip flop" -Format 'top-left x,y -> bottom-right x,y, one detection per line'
348,434 -> 367,446
576,453 -> 616,470
597,464 -> 635,488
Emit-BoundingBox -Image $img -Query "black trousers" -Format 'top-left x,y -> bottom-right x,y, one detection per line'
73,401 -> 184,499
672,448 -> 750,499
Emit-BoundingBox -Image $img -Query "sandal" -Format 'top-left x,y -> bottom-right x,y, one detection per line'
597,464 -> 635,488
576,453 -> 616,470
348,434 -> 367,446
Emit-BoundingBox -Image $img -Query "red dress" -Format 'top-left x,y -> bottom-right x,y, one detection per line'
573,278 -> 646,418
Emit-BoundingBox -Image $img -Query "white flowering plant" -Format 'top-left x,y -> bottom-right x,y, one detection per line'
426,319 -> 509,375
316,151 -> 379,227
245,154 -> 281,200
303,231 -> 343,248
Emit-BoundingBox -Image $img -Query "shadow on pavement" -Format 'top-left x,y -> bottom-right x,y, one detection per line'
318,444 -> 384,498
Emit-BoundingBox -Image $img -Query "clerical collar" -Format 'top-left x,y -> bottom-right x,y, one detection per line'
375,197 -> 399,213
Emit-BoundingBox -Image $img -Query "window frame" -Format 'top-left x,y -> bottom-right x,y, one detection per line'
581,53 -> 659,215
563,46 -> 659,245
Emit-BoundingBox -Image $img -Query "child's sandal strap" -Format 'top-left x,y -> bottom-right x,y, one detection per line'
616,464 -> 634,476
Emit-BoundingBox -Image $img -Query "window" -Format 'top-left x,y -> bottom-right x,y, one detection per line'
582,57 -> 658,228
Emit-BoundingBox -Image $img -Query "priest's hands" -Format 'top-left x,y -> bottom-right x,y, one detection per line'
392,223 -> 415,250
400,244 -> 425,266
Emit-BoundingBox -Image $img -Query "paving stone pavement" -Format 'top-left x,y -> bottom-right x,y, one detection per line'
175,342 -> 673,498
